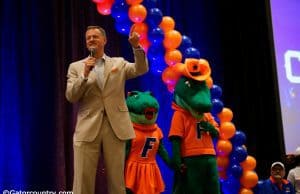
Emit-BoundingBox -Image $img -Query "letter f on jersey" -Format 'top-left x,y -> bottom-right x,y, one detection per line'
141,137 -> 156,157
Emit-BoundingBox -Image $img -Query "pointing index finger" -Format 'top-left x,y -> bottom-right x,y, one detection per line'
129,25 -> 136,36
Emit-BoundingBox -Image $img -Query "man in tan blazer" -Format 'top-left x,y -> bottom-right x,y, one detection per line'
65,26 -> 148,194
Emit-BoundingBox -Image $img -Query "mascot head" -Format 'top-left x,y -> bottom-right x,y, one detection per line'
173,58 -> 212,118
126,91 -> 159,125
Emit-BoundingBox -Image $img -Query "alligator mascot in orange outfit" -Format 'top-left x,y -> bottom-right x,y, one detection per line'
125,91 -> 171,194
169,58 -> 221,194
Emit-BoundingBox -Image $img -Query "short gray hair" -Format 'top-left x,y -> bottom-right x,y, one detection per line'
86,25 -> 106,37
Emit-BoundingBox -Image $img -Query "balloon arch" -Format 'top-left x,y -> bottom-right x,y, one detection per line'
92,0 -> 259,193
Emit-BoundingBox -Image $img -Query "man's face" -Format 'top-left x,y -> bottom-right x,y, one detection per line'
85,28 -> 106,50
271,165 -> 285,180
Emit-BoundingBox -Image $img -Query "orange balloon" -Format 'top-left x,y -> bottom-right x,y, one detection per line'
132,23 -> 148,39
139,37 -> 150,53
163,30 -> 182,49
239,188 -> 254,194
206,76 -> 213,88
96,0 -> 114,15
128,4 -> 147,23
241,156 -> 257,171
217,156 -> 229,171
164,49 -> 183,66
216,140 -> 233,157
126,0 -> 143,5
159,16 -> 175,32
220,121 -> 236,140
240,171 -> 259,189
218,107 -> 233,123
162,66 -> 181,85
172,62 -> 185,74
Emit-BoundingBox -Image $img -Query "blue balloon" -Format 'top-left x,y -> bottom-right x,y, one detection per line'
145,8 -> 163,28
179,35 -> 192,52
148,43 -> 164,54
111,2 -> 129,22
228,164 -> 243,178
148,27 -> 164,45
184,47 -> 201,59
148,54 -> 166,74
211,84 -> 222,99
213,137 -> 218,148
143,0 -> 158,8
149,63 -> 165,74
221,175 -> 240,194
257,180 -> 264,186
230,131 -> 247,146
148,44 -> 164,62
211,98 -> 224,114
230,146 -> 248,163
213,116 -> 220,125
252,180 -> 264,193
115,19 -> 132,35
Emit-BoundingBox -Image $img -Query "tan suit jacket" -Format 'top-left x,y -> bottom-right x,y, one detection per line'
66,48 -> 148,142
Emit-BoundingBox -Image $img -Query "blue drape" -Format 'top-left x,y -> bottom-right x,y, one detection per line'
0,0 -> 56,190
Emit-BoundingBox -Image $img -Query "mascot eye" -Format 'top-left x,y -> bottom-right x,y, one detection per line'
128,91 -> 139,97
185,81 -> 191,87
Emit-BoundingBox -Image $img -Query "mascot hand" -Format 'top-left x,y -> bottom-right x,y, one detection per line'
171,155 -> 182,172
199,121 -> 219,138
170,158 -> 187,174
180,163 -> 187,174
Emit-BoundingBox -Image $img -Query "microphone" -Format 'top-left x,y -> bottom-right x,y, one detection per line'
87,47 -> 96,72
89,47 -> 96,57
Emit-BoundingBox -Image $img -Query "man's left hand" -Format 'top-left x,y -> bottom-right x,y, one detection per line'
128,26 -> 140,48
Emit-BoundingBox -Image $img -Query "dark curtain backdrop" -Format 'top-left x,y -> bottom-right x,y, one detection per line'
217,0 -> 285,178
0,0 -> 284,192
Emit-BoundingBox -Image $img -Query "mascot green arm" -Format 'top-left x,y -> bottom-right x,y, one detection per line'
158,140 -> 172,167
169,136 -> 182,171
198,121 -> 219,138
